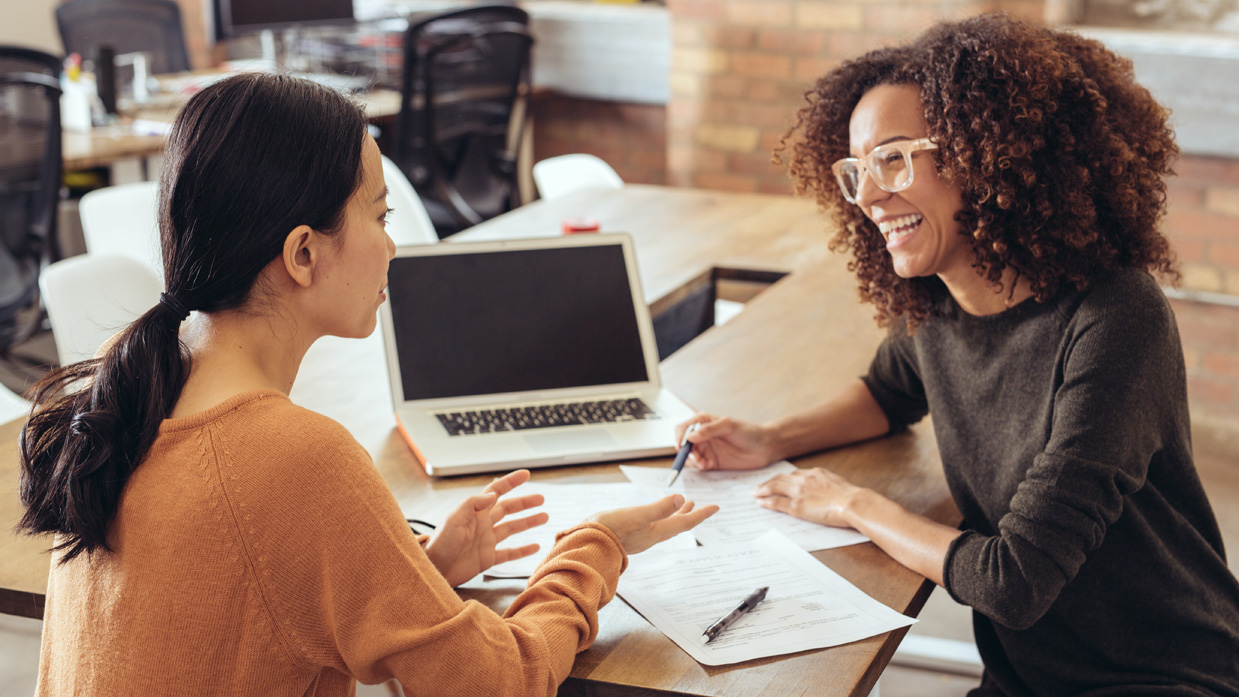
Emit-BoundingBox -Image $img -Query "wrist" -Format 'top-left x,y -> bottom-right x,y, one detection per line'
840,486 -> 880,529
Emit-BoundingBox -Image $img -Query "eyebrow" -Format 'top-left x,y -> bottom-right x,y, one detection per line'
373,186 -> 389,205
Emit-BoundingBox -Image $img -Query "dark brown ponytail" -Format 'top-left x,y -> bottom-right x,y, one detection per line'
18,73 -> 368,562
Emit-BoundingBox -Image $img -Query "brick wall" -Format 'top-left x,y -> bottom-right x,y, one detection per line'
664,0 -> 1239,426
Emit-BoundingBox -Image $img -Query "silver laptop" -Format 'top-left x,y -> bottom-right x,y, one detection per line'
378,233 -> 696,476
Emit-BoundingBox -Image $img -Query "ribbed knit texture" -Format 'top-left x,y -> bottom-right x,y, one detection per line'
36,390 -> 627,696
863,268 -> 1239,697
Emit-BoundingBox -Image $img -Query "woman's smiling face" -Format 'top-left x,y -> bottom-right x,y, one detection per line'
848,83 -> 973,283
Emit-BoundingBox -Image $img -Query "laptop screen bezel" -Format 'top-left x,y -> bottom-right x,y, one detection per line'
377,233 -> 664,411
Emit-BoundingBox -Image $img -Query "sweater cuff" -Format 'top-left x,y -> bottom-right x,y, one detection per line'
941,529 -> 982,606
553,522 -> 629,576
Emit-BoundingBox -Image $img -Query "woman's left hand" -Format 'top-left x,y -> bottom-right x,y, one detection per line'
754,468 -> 863,528
425,469 -> 549,587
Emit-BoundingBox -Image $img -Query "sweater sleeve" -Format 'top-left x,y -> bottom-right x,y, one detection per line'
942,279 -> 1184,630
214,412 -> 626,696
861,322 -> 929,433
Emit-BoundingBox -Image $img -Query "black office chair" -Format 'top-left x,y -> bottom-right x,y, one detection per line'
0,58 -> 62,359
56,0 -> 191,76
0,46 -> 63,80
393,6 -> 533,238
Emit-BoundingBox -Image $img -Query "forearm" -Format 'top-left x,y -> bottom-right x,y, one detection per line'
842,489 -> 960,586
765,379 -> 891,461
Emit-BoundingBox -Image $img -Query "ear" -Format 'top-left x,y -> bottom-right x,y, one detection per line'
281,224 -> 320,289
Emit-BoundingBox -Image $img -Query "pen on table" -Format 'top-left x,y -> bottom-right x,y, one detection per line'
703,586 -> 769,644
666,423 -> 699,487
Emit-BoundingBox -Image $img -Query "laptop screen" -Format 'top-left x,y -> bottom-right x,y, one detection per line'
386,243 -> 650,401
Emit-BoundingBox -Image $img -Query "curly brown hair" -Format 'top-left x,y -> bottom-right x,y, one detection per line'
780,14 -> 1180,328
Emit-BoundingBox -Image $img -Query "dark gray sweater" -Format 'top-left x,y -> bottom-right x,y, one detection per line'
862,268 -> 1239,697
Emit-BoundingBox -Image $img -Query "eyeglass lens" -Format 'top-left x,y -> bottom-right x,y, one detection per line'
836,144 -> 913,202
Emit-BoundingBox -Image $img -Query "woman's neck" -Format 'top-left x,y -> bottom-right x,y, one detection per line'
170,308 -> 313,419
939,265 -> 1034,316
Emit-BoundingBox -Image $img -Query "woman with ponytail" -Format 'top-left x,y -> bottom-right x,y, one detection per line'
19,73 -> 715,696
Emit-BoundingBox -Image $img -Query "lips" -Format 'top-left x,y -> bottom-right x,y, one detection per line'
877,214 -> 923,246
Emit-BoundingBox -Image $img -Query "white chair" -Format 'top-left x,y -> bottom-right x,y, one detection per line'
39,255 -> 163,366
78,181 -> 163,280
532,154 -> 624,201
0,383 -> 31,424
381,155 -> 438,245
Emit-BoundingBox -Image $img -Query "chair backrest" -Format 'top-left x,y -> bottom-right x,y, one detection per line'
0,382 -> 32,425
0,46 -> 63,79
56,0 -> 191,76
0,64 -> 62,354
39,254 -> 163,365
394,5 -> 533,238
380,155 -> 438,246
532,154 -> 624,202
79,181 -> 162,279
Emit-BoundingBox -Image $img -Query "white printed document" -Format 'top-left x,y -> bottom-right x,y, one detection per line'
485,481 -> 652,578
620,462 -> 868,551
617,529 -> 915,666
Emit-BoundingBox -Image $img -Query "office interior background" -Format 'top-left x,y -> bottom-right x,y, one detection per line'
1,0 -> 1237,695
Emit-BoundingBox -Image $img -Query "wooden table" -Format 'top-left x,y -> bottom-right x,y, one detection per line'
61,83 -> 402,171
0,185 -> 958,697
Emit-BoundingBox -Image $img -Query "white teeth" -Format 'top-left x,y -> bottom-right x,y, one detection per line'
878,214 -> 923,242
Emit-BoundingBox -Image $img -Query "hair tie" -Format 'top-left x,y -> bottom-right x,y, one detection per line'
159,292 -> 191,322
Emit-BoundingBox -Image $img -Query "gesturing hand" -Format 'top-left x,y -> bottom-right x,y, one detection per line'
754,467 -> 862,528
425,469 -> 549,587
588,494 -> 719,555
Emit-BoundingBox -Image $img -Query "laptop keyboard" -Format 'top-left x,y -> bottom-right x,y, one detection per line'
436,398 -> 659,436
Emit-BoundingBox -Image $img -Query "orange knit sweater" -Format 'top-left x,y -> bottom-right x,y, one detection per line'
36,390 -> 627,696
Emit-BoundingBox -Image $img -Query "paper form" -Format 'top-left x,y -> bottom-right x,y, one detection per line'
485,481 -> 655,578
620,462 -> 869,551
616,529 -> 915,666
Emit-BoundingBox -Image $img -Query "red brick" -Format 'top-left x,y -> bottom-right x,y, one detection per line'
726,1 -> 794,26
1176,314 -> 1239,350
669,0 -> 728,20
1186,375 -> 1236,407
1166,208 -> 1239,240
702,25 -> 758,51
864,5 -> 938,35
757,28 -> 827,55
1171,237 -> 1206,264
702,75 -> 749,98
795,56 -> 838,83
1175,155 -> 1239,186
1203,351 -> 1239,379
729,151 -> 783,178
1166,181 -> 1206,209
1212,242 -> 1239,270
731,52 -> 794,80
695,171 -> 760,192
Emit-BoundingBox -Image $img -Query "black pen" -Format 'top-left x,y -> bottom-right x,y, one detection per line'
666,423 -> 699,487
703,586 -> 768,644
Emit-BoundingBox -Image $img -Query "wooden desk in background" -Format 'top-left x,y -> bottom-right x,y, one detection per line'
61,85 -> 402,171
0,185 -> 958,697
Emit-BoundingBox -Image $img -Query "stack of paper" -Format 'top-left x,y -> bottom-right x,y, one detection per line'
617,529 -> 915,666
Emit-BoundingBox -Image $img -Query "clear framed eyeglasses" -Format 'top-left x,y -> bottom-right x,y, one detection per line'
830,138 -> 939,204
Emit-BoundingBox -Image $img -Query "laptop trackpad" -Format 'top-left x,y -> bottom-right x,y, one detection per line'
523,428 -> 618,454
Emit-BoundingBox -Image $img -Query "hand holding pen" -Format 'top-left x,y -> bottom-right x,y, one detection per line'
667,423 -> 699,486
703,586 -> 769,643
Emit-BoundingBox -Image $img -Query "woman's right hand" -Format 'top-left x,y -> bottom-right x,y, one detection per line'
675,413 -> 777,471
588,495 -> 719,555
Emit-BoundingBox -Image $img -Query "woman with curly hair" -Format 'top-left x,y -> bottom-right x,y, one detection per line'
678,14 -> 1239,696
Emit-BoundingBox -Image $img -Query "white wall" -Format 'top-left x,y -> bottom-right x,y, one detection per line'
0,0 -> 62,54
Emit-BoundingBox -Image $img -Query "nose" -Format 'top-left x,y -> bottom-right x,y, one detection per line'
853,168 -> 890,210
385,231 -> 396,260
